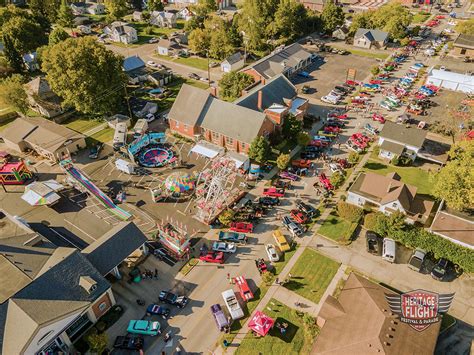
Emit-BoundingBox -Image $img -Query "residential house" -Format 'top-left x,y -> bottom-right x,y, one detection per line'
22,52 -> 39,72
241,43 -> 313,84
429,201 -> 474,249
453,34 -> 474,57
106,114 -> 132,129
123,55 -> 173,85
177,7 -> 194,21
353,28 -> 389,49
313,273 -> 441,355
150,11 -> 177,28
235,74 -> 309,124
1,116 -> 86,161
165,0 -> 198,5
157,39 -> 182,56
332,26 -> 350,40
426,68 -> 474,94
0,211 -> 148,354
221,52 -> 245,73
170,32 -> 189,45
104,22 -> 138,44
296,0 -> 326,12
347,172 -> 434,224
168,84 -> 275,154
70,1 -> 105,15
377,121 -> 427,161
24,77 -> 65,118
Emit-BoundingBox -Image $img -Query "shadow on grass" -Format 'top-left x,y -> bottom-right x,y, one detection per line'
364,161 -> 387,170
283,280 -> 305,292
269,317 -> 298,343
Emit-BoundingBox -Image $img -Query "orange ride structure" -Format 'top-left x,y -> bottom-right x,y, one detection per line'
0,160 -> 33,185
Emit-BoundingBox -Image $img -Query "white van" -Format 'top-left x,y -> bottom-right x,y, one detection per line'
113,122 -> 128,151
382,238 -> 396,263
133,119 -> 148,138
221,289 -> 244,320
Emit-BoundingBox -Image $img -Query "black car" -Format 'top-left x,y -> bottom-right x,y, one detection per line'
304,146 -> 321,153
159,290 -> 189,308
326,121 -> 346,128
188,73 -> 200,80
88,143 -> 103,159
296,201 -> 317,217
113,335 -> 144,350
431,258 -> 449,281
258,196 -> 280,206
300,151 -> 318,159
365,231 -> 382,255
334,85 -> 350,93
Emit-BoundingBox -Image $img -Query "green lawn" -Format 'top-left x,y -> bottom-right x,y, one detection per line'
235,298 -> 317,355
284,248 -> 340,304
318,212 -> 357,244
88,127 -> 114,144
362,159 -> 434,195
64,118 -> 103,134
332,46 -> 389,60
155,53 -> 210,71
135,20 -> 185,44
412,12 -> 431,24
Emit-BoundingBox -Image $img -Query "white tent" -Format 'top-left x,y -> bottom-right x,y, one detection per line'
426,68 -> 474,93
21,180 -> 64,206
190,141 -> 224,159
226,151 -> 250,170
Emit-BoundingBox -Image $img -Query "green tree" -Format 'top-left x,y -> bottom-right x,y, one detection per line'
336,201 -> 363,223
321,2 -> 344,33
371,66 -> 380,76
218,71 -> 254,101
347,151 -> 359,164
363,212 -> 384,231
2,16 -> 48,55
57,0 -> 74,29
29,0 -> 60,23
105,0 -> 128,21
248,136 -> 271,164
188,28 -> 210,55
218,209 -> 235,227
282,115 -> 302,141
49,26 -> 70,45
330,171 -> 345,189
193,0 -> 218,17
147,0 -> 164,11
371,3 -> 412,39
297,132 -> 311,146
349,11 -> 374,35
455,18 -> 474,35
272,0 -> 308,44
375,210 -> 406,236
41,37 -> 126,115
185,15 -> 204,32
0,74 -> 28,114
86,333 -> 108,355
207,16 -> 235,60
276,153 -> 290,170
2,35 -> 23,73
431,141 -> 474,211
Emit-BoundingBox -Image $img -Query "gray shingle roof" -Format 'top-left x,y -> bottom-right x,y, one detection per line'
354,28 -> 389,42
380,140 -> 405,155
168,84 -> 211,126
234,74 -> 297,111
454,34 -> 474,49
379,121 -> 427,148
224,52 -> 243,65
82,222 -> 147,275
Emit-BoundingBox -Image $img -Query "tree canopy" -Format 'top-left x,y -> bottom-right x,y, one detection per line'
29,0 -> 60,23
49,26 -> 70,45
282,115 -> 302,142
105,0 -> 128,21
431,141 -> 474,211
248,136 -> 271,164
271,0 -> 308,44
41,37 -> 126,115
147,0 -> 164,11
218,72 -> 254,101
321,2 -> 345,33
57,0 -> 75,28
0,74 -> 28,114
455,18 -> 474,35
276,153 -> 290,170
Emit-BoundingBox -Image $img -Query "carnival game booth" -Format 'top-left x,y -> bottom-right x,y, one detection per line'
128,132 -> 176,168
0,160 -> 33,185
21,180 -> 64,206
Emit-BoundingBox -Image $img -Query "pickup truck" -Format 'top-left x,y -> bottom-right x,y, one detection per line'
408,249 -> 426,272
218,231 -> 247,244
366,231 -> 382,255
113,335 -> 144,350
222,289 -> 244,320
291,159 -> 312,168
263,187 -> 285,197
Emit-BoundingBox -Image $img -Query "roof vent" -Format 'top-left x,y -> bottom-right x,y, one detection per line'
384,342 -> 391,346
79,276 -> 97,294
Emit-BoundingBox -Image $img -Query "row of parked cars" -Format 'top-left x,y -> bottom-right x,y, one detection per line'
321,82 -> 355,105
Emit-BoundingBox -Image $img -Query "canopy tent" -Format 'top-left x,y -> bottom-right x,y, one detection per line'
226,151 -> 250,170
248,311 -> 275,337
21,180 -> 64,206
189,141 -> 223,159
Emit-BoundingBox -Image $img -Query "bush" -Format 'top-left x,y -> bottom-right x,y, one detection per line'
348,151 -> 359,164
371,66 -> 380,76
397,156 -> 412,166
276,153 -> 291,170
87,333 -> 108,355
390,155 -> 399,166
218,209 -> 235,227
261,271 -> 274,286
363,212 -> 384,231
144,26 -> 154,35
330,172 -> 345,189
337,201 -> 363,223
297,132 -> 311,146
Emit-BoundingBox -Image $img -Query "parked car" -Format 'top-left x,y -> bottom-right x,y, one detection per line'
188,73 -> 200,80
408,249 -> 426,272
431,258 -> 449,281
88,143 -> 103,159
146,304 -> 171,319
321,95 -> 339,104
366,231 -> 382,255
300,151 -> 318,159
147,60 -> 158,67
258,196 -> 280,206
230,222 -> 253,233
296,201 -> 317,217
279,171 -> 299,181
297,71 -> 310,78
159,290 -> 189,308
263,187 -> 285,197
148,37 -> 159,44
114,335 -> 144,350
272,178 -> 291,189
218,231 -> 247,244
222,289 -> 244,320
127,320 -> 161,336
273,229 -> 291,252
265,244 -> 280,262
290,209 -> 309,224
235,275 -> 254,301
282,216 -> 304,237
210,304 -> 230,331
212,241 -> 237,253
200,251 -> 225,264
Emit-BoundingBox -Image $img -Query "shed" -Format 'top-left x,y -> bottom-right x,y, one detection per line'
221,52 -> 244,73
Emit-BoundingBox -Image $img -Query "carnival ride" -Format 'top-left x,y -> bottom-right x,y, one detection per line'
156,218 -> 192,259
0,159 -> 33,185
127,132 -> 176,168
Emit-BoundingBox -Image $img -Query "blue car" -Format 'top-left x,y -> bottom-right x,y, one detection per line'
127,320 -> 161,336
146,304 -> 171,319
298,71 -> 310,78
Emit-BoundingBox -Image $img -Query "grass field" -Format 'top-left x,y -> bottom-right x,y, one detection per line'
89,127 -> 114,143
362,159 -> 434,195
318,212 -> 357,244
284,248 -> 340,304
134,20 -> 185,45
64,118 -> 103,134
332,46 -> 389,60
155,53 -> 209,71
412,12 -> 431,24
235,299 -> 317,355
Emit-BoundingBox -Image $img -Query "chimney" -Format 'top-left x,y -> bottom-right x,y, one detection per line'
209,86 -> 217,97
257,90 -> 263,111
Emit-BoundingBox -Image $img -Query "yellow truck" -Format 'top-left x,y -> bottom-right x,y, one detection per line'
273,229 -> 290,252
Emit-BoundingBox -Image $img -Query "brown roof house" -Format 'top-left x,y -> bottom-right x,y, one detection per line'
156,39 -> 183,56
24,77 -> 65,118
1,116 -> 86,161
168,84 -> 275,155
313,273 -> 441,355
378,121 -> 427,161
347,172 -> 434,224
453,34 -> 474,57
429,201 -> 474,249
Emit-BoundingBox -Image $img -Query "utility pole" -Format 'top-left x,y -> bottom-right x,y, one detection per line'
207,50 -> 211,88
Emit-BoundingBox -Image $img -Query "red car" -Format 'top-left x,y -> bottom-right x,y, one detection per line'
309,139 -> 329,147
230,222 -> 253,233
235,276 -> 254,301
427,20 -> 439,27
436,15 -> 445,19
369,79 -> 383,85
345,80 -> 358,86
291,159 -> 312,168
372,113 -> 386,123
324,126 -> 341,133
199,251 -> 225,264
263,187 -> 285,197
290,209 -> 309,224
319,173 -> 333,190
328,113 -> 348,120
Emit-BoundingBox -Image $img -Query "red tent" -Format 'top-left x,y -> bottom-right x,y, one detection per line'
248,311 -> 275,337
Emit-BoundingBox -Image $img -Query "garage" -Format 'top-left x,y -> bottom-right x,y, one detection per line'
426,68 -> 474,93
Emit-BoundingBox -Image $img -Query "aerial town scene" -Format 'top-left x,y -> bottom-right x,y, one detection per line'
0,0 -> 472,354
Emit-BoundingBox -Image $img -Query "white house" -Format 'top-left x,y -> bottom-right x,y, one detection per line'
70,1 -> 105,15
426,68 -> 474,93
347,172 -> 434,225
177,7 -> 194,21
157,39 -> 182,56
221,52 -> 245,73
353,28 -> 388,49
377,121 -> 427,161
150,11 -> 177,28
104,22 -> 138,44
